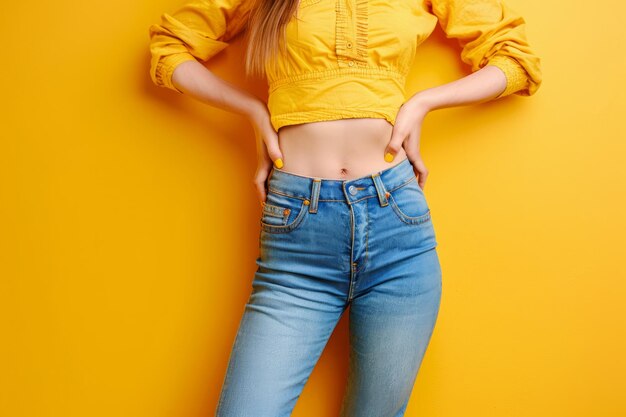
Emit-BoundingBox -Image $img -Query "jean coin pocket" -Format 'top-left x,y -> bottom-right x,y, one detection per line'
260,190 -> 309,234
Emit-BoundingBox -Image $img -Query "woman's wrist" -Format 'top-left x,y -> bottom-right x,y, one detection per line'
246,100 -> 271,129
405,91 -> 435,119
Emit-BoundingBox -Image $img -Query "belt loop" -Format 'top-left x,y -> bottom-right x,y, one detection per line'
371,173 -> 389,207
309,178 -> 321,213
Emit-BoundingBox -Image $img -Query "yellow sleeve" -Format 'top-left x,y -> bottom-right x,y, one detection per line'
427,0 -> 542,98
148,0 -> 254,93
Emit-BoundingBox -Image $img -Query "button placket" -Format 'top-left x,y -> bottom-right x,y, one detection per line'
336,0 -> 368,69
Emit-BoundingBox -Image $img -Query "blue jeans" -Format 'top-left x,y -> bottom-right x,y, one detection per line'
215,157 -> 442,417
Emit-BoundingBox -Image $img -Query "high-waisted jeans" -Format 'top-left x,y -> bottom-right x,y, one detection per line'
215,157 -> 443,417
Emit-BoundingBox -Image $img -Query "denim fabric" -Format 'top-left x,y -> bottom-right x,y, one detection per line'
215,157 -> 442,417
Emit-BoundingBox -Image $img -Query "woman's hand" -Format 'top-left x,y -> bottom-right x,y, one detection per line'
384,94 -> 432,190
248,101 -> 284,205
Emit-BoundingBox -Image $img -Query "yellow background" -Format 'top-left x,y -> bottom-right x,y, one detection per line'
1,1 -> 624,416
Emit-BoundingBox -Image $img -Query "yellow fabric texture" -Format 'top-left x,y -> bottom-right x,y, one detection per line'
148,0 -> 542,132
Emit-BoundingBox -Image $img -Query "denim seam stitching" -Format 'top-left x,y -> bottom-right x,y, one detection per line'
387,178 -> 431,225
389,195 -> 432,225
262,202 -> 287,218
266,175 -> 415,202
355,197 -> 370,275
260,200 -> 309,233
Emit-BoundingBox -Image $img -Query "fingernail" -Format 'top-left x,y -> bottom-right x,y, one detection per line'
384,152 -> 394,163
274,158 -> 283,169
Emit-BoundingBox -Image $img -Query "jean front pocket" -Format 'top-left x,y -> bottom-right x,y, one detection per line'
387,177 -> 432,226
260,190 -> 310,234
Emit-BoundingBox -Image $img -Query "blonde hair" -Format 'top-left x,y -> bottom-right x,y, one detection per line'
243,0 -> 299,78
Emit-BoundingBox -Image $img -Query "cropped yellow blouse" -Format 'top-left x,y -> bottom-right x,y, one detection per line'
148,0 -> 542,131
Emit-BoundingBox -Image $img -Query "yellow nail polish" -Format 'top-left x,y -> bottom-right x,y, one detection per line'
384,152 -> 394,163
274,158 -> 284,169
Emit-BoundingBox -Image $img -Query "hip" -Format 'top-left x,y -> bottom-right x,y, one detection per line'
258,156 -> 438,281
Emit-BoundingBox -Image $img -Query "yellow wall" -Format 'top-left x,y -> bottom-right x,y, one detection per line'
1,1 -> 624,416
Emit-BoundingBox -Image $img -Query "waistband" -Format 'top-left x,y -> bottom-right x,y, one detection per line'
266,157 -> 416,210
267,67 -> 407,92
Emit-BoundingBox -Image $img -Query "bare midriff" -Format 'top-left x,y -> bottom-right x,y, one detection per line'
276,118 -> 408,180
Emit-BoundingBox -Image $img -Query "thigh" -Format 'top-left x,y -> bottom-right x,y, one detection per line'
339,247 -> 443,417
215,183 -> 353,416
216,264 -> 344,417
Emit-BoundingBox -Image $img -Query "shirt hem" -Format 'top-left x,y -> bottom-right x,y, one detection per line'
271,110 -> 397,132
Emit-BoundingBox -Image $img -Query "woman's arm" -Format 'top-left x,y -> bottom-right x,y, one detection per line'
422,0 -> 543,102
150,0 -> 267,115
406,63 -> 510,112
148,0 -> 284,202
389,62 -> 535,189
148,0 -> 265,116
384,0 -> 542,187
171,59 -> 267,120
387,64 -> 519,190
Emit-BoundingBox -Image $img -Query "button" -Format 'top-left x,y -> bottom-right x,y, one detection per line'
348,60 -> 354,67
346,41 -> 353,49
348,185 -> 357,195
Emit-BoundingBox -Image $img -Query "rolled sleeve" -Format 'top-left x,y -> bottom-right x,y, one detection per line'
148,0 -> 253,92
428,0 -> 542,98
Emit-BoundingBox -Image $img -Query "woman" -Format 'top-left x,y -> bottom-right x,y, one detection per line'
148,0 -> 542,415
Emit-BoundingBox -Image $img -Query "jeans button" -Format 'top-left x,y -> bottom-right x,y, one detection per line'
348,185 -> 357,195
